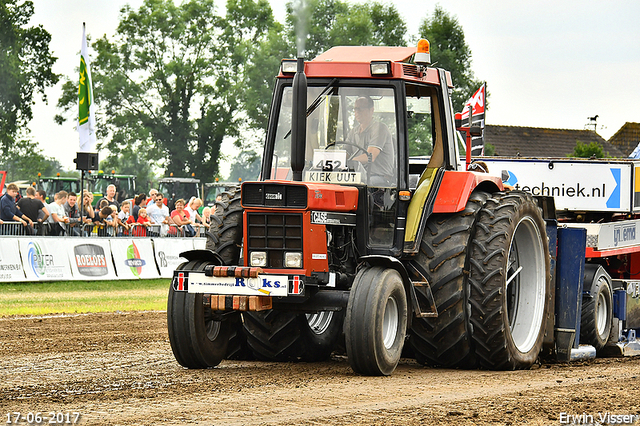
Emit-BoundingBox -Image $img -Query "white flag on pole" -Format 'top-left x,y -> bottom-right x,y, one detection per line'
78,23 -> 96,152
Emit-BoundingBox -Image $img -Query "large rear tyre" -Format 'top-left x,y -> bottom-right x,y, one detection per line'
580,265 -> 613,351
409,191 -> 489,368
469,191 -> 551,370
243,309 -> 344,361
167,260 -> 232,368
345,267 -> 407,376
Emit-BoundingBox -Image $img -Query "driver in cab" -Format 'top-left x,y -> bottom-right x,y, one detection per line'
347,96 -> 395,186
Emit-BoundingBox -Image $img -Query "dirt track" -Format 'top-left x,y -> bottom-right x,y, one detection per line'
1,311 -> 639,426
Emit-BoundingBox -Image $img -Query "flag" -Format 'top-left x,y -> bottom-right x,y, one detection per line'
459,83 -> 486,156
78,23 -> 96,152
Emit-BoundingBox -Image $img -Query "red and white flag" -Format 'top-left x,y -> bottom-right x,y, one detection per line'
459,83 -> 486,156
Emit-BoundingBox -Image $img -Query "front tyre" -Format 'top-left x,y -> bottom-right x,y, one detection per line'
469,192 -> 550,370
167,260 -> 231,368
345,267 -> 407,376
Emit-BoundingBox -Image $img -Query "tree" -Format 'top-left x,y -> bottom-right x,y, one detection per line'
0,138 -> 62,183
569,140 -> 608,158
56,0 -> 277,181
418,6 -> 483,113
0,0 -> 58,155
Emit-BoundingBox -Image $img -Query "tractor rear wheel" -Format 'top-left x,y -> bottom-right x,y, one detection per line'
468,191 -> 550,370
167,260 -> 232,368
345,267 -> 407,376
243,309 -> 343,361
409,191 -> 488,368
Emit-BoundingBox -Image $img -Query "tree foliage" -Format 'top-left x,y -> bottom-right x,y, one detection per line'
56,0 -> 276,180
569,140 -> 608,158
418,5 -> 483,112
0,0 -> 58,162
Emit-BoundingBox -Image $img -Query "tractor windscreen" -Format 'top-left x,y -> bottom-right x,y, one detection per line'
270,86 -> 398,188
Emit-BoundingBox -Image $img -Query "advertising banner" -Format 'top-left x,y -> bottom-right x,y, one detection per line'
482,159 -> 633,212
19,238 -> 73,281
110,238 -> 159,279
67,240 -> 117,280
0,238 -> 26,282
193,237 -> 206,250
153,238 -> 194,278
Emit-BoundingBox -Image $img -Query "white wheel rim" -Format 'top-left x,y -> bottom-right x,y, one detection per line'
382,296 -> 399,349
506,216 -> 546,353
596,282 -> 610,337
306,311 -> 334,335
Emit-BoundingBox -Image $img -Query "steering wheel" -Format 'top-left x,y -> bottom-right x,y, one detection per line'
326,141 -> 368,161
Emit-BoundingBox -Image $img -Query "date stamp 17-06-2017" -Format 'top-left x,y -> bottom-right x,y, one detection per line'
6,412 -> 81,425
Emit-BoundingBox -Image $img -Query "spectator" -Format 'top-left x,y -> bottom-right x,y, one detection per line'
63,192 -> 82,236
117,201 -> 132,236
132,193 -> 146,221
185,197 -> 206,230
36,189 -> 48,221
17,186 -> 49,235
95,198 -> 109,217
1,183 -> 32,234
146,188 -> 158,207
46,191 -> 70,236
201,206 -> 213,227
81,190 -> 95,222
171,198 -> 196,237
128,207 -> 151,237
107,204 -> 120,236
146,192 -> 172,235
97,184 -> 120,210
91,206 -> 114,236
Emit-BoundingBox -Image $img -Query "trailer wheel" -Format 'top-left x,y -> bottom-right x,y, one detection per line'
409,191 -> 489,368
167,260 -> 232,368
345,267 -> 407,376
580,265 -> 613,351
243,309 -> 344,361
469,191 -> 550,370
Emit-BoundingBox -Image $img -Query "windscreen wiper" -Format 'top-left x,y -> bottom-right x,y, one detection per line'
284,78 -> 338,139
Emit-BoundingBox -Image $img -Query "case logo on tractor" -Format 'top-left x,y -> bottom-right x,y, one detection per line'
265,192 -> 283,200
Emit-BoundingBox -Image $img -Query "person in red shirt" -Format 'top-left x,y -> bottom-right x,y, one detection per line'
170,198 -> 195,237
127,207 -> 151,237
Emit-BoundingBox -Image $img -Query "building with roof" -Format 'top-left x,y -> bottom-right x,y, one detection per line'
483,125 -> 625,158
607,122 -> 640,157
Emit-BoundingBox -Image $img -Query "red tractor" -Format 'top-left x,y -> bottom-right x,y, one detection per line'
167,41 -> 552,375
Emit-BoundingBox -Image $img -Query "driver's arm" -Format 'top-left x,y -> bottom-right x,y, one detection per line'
353,146 -> 381,163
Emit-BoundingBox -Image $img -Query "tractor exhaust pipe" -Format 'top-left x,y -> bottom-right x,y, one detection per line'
291,57 -> 307,181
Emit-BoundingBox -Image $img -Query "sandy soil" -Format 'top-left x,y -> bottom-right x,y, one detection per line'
1,311 -> 639,426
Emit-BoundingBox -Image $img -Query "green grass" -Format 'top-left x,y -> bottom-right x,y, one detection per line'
0,279 -> 171,317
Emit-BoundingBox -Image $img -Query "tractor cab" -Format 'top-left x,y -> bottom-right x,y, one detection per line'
258,45 -> 467,256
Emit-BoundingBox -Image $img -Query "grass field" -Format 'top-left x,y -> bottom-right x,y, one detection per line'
0,279 -> 170,317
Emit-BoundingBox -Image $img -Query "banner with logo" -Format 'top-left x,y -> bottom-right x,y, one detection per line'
110,238 -> 159,279
153,238 -> 194,278
67,240 -> 117,280
0,238 -> 27,281
19,239 -> 74,281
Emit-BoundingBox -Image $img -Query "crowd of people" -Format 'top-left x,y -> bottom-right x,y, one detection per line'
0,183 -> 214,237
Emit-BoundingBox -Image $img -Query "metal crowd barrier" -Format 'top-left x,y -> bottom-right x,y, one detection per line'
0,221 -> 209,237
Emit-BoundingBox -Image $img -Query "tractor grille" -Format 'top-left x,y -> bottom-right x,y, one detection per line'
242,183 -> 307,208
247,213 -> 303,269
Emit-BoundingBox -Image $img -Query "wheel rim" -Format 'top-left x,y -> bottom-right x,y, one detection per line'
596,280 -> 610,338
306,311 -> 334,335
505,216 -> 546,353
382,296 -> 399,349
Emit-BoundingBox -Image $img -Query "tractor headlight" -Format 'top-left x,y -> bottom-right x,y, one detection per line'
250,251 -> 267,267
284,252 -> 302,268
281,59 -> 297,74
370,61 -> 391,76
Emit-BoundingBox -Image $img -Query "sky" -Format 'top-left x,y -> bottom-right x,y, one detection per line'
28,0 -> 640,171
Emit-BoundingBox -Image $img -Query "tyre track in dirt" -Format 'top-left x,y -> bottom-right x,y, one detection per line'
1,311 -> 639,425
